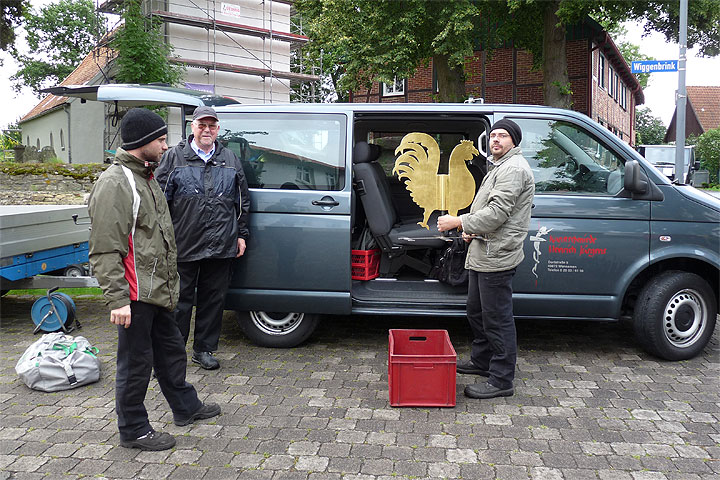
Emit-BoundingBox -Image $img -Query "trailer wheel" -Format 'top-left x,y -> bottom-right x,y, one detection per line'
633,271 -> 717,361
236,311 -> 319,348
63,264 -> 86,277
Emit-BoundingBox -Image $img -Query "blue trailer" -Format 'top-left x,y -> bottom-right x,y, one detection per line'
0,205 -> 98,292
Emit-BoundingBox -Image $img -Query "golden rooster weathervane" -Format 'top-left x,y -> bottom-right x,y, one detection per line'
393,133 -> 479,229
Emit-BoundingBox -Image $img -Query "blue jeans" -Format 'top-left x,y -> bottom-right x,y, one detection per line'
466,268 -> 517,390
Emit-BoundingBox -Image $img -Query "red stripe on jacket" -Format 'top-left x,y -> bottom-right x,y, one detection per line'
123,233 -> 139,301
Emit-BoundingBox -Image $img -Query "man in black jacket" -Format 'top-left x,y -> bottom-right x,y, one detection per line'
156,106 -> 250,370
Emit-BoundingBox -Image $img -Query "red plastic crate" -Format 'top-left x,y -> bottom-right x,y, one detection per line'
351,249 -> 380,280
388,329 -> 457,407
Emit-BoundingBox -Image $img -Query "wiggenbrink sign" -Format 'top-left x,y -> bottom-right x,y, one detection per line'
631,60 -> 678,74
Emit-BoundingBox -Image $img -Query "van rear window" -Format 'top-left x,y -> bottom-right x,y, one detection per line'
218,113 -> 347,191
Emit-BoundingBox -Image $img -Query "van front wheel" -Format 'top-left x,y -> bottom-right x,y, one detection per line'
236,311 -> 319,348
633,271 -> 717,361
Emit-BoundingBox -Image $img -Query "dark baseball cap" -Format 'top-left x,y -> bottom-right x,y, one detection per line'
192,106 -> 218,121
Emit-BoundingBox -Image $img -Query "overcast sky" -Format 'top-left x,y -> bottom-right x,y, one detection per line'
1,5 -> 719,131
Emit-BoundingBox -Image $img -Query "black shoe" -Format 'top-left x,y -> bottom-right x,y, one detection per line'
464,382 -> 514,399
120,430 -> 176,451
174,402 -> 221,426
192,351 -> 220,370
456,359 -> 489,376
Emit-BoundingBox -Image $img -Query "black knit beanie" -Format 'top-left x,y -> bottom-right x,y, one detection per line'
120,108 -> 168,150
490,118 -> 522,147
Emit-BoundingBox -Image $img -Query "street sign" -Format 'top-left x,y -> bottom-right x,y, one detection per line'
631,60 -> 678,74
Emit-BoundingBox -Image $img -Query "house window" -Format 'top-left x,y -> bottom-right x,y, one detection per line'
607,67 -> 614,97
60,129 -> 65,150
27,136 -> 30,145
598,53 -> 606,89
614,73 -> 619,100
36,138 -> 40,149
382,77 -> 405,96
50,132 -> 54,148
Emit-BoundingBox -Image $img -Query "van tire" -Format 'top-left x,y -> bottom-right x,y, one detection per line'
633,271 -> 717,361
236,311 -> 319,348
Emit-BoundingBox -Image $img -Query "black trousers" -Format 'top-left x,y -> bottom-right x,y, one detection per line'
466,268 -> 517,390
116,301 -> 202,442
176,258 -> 233,353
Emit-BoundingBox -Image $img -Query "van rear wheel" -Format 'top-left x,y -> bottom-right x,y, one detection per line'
236,311 -> 319,348
633,271 -> 717,361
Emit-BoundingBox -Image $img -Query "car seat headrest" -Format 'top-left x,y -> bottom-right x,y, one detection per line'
353,141 -> 382,164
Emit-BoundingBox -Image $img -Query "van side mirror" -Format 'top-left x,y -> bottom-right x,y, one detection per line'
693,160 -> 700,170
623,160 -> 664,201
624,160 -> 648,194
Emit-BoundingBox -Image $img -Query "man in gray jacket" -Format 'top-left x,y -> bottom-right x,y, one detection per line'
437,118 -> 534,399
89,108 -> 220,450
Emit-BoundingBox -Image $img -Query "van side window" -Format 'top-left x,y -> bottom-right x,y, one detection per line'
218,113 -> 346,190
512,118 -> 624,195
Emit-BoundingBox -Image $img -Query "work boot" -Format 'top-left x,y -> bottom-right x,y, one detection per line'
174,402 -> 221,426
120,430 -> 176,451
464,381 -> 514,399
192,351 -> 220,370
456,359 -> 489,376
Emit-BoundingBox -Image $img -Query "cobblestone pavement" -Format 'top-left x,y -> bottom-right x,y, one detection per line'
1,296 -> 718,480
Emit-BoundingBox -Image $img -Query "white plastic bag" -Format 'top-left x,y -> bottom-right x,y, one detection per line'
15,332 -> 101,392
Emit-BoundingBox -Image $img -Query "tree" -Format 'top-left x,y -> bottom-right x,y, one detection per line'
635,107 -> 666,145
1,0 -> 26,55
694,127 -> 720,183
296,0 -> 720,106
600,23 -> 653,90
111,0 -> 184,85
10,0 -> 104,94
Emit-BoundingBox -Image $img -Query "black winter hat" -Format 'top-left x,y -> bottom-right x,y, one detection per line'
120,108 -> 168,150
490,118 -> 522,147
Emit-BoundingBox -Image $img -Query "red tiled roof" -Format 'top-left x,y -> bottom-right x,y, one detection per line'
687,86 -> 720,133
20,46 -> 115,123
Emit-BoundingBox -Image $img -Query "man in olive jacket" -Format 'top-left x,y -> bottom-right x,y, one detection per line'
438,118 -> 534,399
89,108 -> 220,451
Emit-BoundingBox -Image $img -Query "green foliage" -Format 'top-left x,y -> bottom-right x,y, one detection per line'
1,124 -> 21,150
0,162 -> 107,181
296,1 -> 719,107
1,0 -> 26,54
10,0 -> 104,94
635,107 -> 666,145
111,0 -> 184,85
695,127 -> 720,183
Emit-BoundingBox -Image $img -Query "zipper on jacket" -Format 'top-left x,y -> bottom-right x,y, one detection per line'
148,258 -> 158,298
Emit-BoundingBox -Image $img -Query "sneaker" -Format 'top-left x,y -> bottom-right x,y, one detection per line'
464,381 -> 514,399
456,359 -> 489,376
192,351 -> 220,370
120,430 -> 176,451
174,402 -> 221,426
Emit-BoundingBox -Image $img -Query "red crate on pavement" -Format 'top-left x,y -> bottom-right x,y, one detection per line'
388,329 -> 457,407
351,249 -> 380,280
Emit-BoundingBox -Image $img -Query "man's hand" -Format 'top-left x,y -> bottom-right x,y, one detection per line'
110,304 -> 132,328
462,232 -> 476,243
236,238 -> 246,257
437,215 -> 462,232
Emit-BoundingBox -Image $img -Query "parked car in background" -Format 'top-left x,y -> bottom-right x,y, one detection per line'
638,144 -> 698,184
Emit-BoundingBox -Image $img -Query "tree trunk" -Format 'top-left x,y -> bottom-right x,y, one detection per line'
542,2 -> 572,109
434,54 -> 466,103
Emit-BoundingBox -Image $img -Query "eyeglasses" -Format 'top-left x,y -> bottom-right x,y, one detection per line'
195,122 -> 219,131
489,132 -> 510,139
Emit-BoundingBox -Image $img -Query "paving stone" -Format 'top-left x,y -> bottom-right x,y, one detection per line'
0,297 -> 717,480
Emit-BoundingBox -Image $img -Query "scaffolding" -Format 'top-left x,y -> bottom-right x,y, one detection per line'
97,0 -> 322,103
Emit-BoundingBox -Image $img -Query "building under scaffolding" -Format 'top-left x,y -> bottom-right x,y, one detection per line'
20,0 -> 322,162
99,0 -> 320,103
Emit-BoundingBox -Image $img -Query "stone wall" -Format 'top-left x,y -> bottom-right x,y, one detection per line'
0,163 -> 107,205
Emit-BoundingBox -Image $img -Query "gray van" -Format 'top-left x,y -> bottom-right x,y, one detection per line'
51,85 -> 720,361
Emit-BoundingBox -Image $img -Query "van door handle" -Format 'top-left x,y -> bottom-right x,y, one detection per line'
312,197 -> 340,207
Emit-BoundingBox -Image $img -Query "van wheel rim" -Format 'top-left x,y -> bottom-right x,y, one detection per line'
249,311 -> 303,336
663,289 -> 705,347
